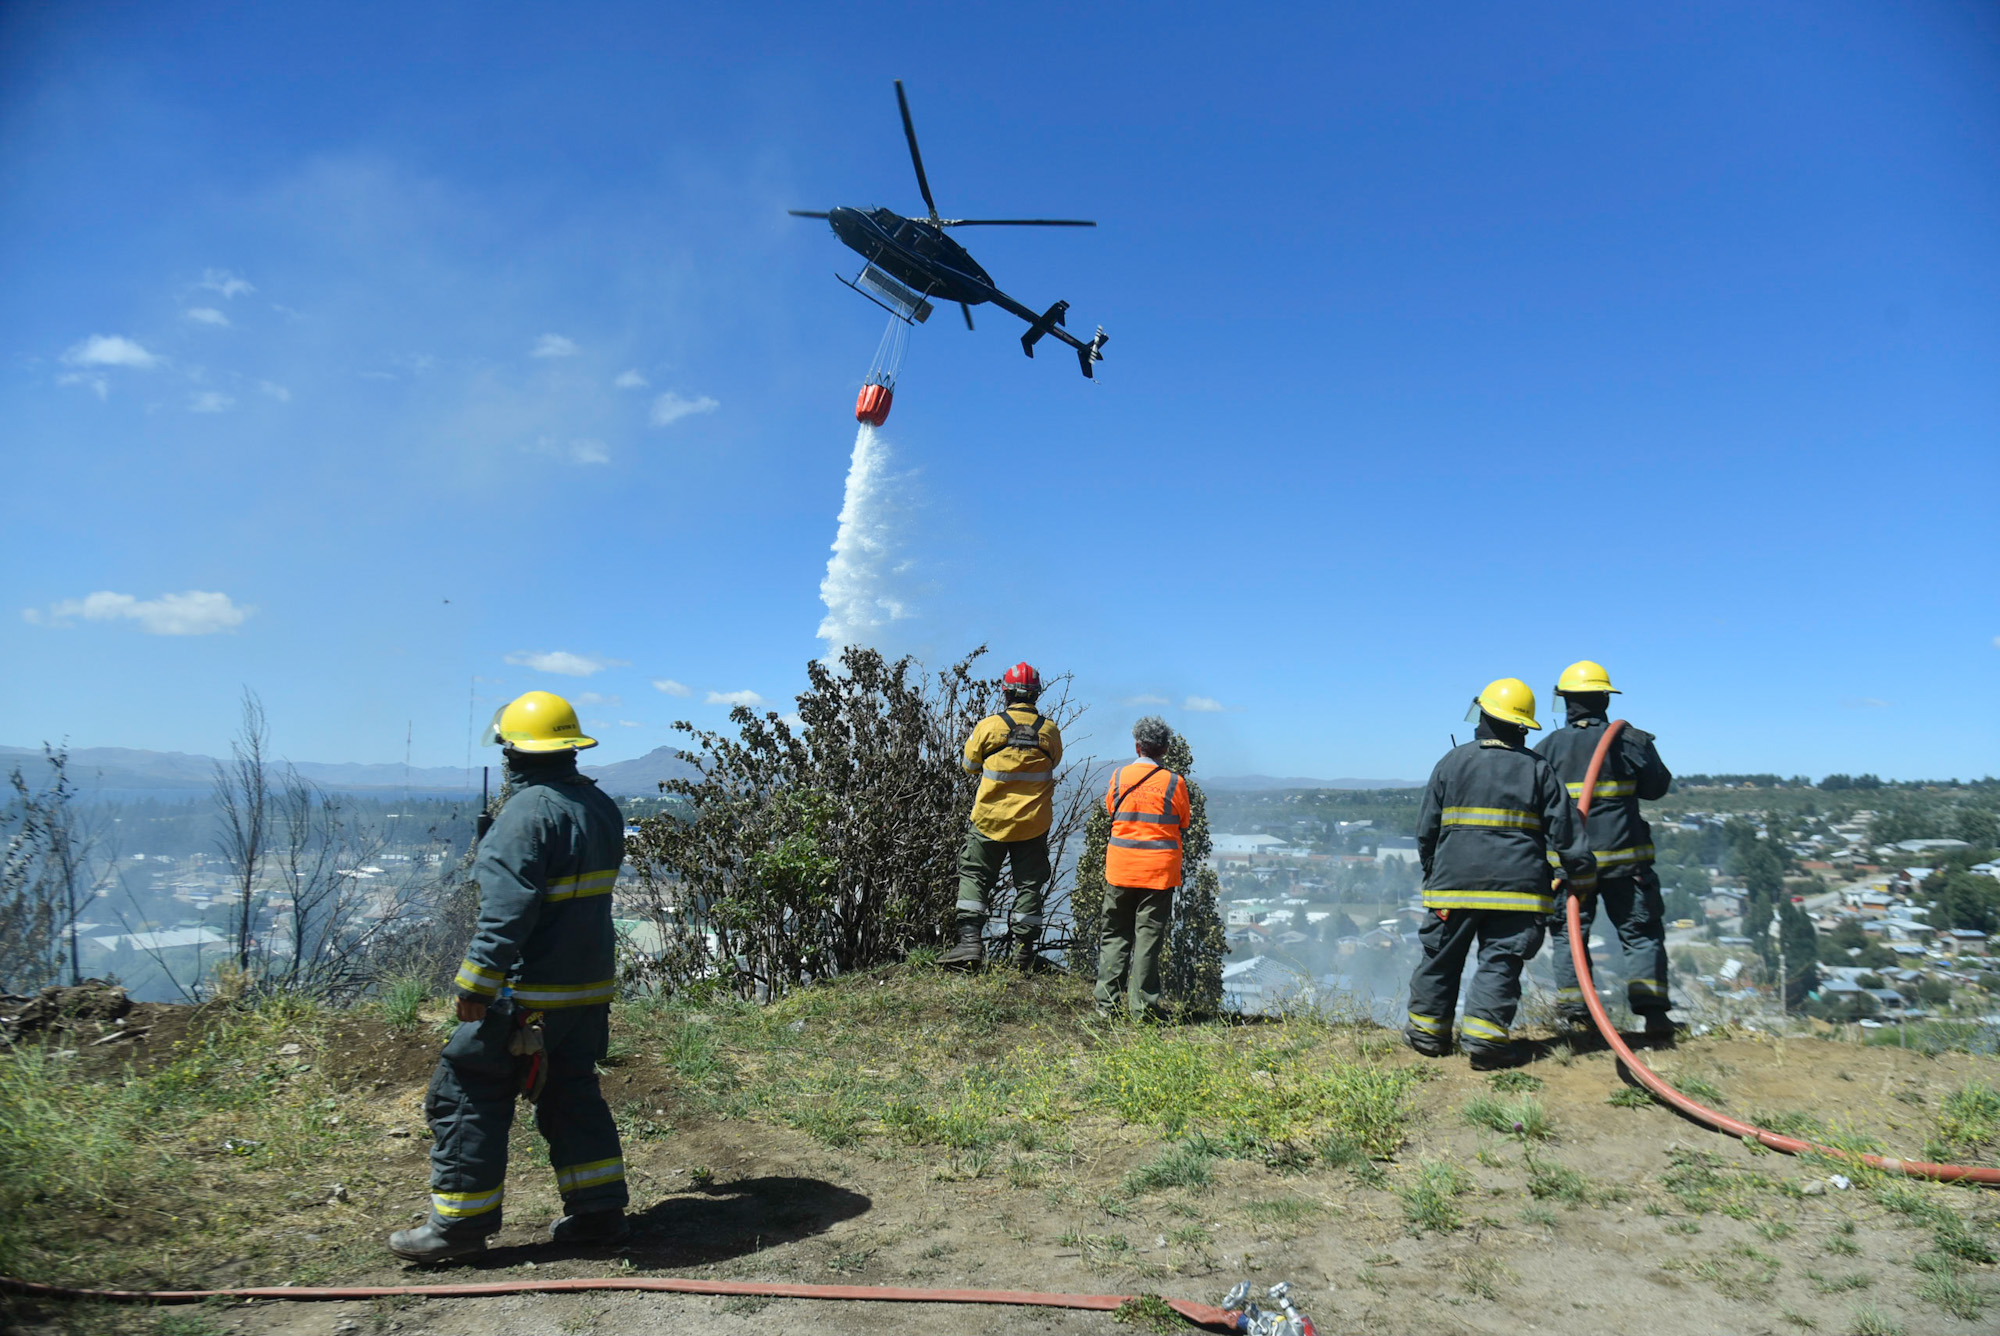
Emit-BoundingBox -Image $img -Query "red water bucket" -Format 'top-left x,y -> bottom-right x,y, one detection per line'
855,383 -> 893,426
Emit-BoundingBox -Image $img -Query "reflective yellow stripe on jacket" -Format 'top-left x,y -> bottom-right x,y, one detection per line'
1592,843 -> 1655,870
453,958 -> 506,999
1566,779 -> 1636,800
555,1157 -> 626,1193
1421,888 -> 1556,914
509,978 -> 617,1008
546,869 -> 617,902
1441,806 -> 1543,831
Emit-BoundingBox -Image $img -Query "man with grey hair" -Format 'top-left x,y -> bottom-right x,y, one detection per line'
1096,715 -> 1192,1017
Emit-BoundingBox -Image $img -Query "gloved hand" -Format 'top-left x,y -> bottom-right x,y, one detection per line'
1550,879 -> 1594,926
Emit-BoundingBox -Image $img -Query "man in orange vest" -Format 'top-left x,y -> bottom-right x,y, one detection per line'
943,661 -> 1064,970
1096,716 -> 1193,1017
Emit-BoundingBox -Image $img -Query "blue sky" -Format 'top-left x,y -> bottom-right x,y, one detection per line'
3,1 -> 1995,782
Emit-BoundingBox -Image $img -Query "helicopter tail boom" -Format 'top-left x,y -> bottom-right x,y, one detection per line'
1015,298 -> 1106,378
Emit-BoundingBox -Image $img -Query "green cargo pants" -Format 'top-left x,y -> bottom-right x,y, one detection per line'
1096,883 -> 1174,1017
956,825 -> 1052,939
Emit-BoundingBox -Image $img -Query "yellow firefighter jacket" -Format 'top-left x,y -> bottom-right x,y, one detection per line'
961,703 -> 1063,841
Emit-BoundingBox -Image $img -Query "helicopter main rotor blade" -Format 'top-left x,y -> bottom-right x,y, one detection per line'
894,80 -> 939,221
787,210 -> 831,219
938,218 -> 1098,227
960,302 -> 975,331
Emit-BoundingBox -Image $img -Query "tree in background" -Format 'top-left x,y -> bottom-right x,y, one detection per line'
1777,899 -> 1819,1010
628,647 -> 1094,999
1158,731 -> 1225,1015
1,749 -> 85,992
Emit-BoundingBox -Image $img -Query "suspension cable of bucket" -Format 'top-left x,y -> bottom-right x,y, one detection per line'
855,309 -> 911,428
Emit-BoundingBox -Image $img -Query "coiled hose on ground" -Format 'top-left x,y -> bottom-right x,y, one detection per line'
1567,719 -> 2000,1186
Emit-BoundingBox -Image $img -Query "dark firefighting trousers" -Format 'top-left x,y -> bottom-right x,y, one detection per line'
1549,865 -> 1671,1018
423,999 -> 627,1236
1406,909 -> 1545,1054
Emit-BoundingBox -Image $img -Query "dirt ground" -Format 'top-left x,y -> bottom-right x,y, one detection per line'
7,985 -> 1998,1336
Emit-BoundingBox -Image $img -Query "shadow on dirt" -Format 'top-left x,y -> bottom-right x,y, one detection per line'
471,1176 -> 873,1270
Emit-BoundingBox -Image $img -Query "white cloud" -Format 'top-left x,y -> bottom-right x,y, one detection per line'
706,690 -> 764,707
1992,636 -> 2000,650
651,678 -> 691,697
23,589 -> 252,636
258,381 -> 291,402
1183,695 -> 1227,713
614,369 -> 649,389
62,334 -> 160,369
57,372 -> 109,399
574,692 -> 622,707
650,391 -> 720,426
184,307 -> 231,327
1121,694 -> 1170,707
503,650 -> 627,677
198,269 -> 255,299
189,391 -> 235,413
780,712 -> 805,730
617,720 -> 641,728
529,436 -> 610,466
531,333 -> 580,358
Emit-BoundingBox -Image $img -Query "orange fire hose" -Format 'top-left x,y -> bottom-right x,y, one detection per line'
0,1273 -> 1237,1325
1567,720 -> 2000,1185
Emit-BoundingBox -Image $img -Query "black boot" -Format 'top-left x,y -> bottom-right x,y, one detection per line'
1405,1029 -> 1450,1058
550,1208 -> 632,1245
939,918 -> 985,970
388,1221 -> 488,1264
1011,933 -> 1046,972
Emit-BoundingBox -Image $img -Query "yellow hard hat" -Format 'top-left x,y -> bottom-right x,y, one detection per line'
1472,678 -> 1541,731
1555,660 -> 1621,695
482,690 -> 597,752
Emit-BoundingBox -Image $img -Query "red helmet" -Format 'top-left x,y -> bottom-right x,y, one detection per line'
1002,662 -> 1042,692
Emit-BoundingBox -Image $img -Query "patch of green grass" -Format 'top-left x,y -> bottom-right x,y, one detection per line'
1676,1075 -> 1727,1105
1607,1086 -> 1655,1108
1913,1250 -> 1989,1321
1779,1307 -> 1818,1330
1112,1294 -> 1183,1333
1759,1220 -> 1797,1242
1059,1230 -> 1138,1273
1660,1146 -> 1781,1218
1487,1070 -> 1543,1093
1456,1255 -> 1515,1300
1807,1269 -> 1872,1294
1243,1195 -> 1325,1231
1661,1243 -> 1781,1301
1523,1148 -> 1608,1206
1928,1081 -> 2000,1161
1519,1204 -> 1556,1227
1869,1180 -> 1997,1263
1123,1143 -> 1213,1195
150,1316 -> 229,1336
1398,1158 -> 1471,1236
1461,1093 -> 1554,1142
375,975 -> 429,1031
0,996 -> 379,1285
1846,1302 -> 1903,1336
1665,1219 -> 1702,1235
1752,1109 -> 1825,1140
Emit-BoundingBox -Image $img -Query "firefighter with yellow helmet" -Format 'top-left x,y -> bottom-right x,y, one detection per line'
1536,660 -> 1676,1038
1404,679 -> 1596,1068
389,690 -> 630,1262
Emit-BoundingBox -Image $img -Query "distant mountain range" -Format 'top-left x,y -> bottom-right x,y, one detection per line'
1204,774 -> 1421,791
0,744 -> 700,799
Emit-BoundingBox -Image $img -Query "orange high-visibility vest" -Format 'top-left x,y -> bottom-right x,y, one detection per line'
1103,760 -> 1193,890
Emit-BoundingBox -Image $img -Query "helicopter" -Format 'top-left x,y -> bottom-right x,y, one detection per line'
790,81 -> 1108,379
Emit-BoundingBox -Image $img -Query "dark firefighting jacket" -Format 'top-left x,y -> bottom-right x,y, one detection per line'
1535,707 -> 1671,879
1415,719 -> 1597,915
452,751 -> 625,1009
